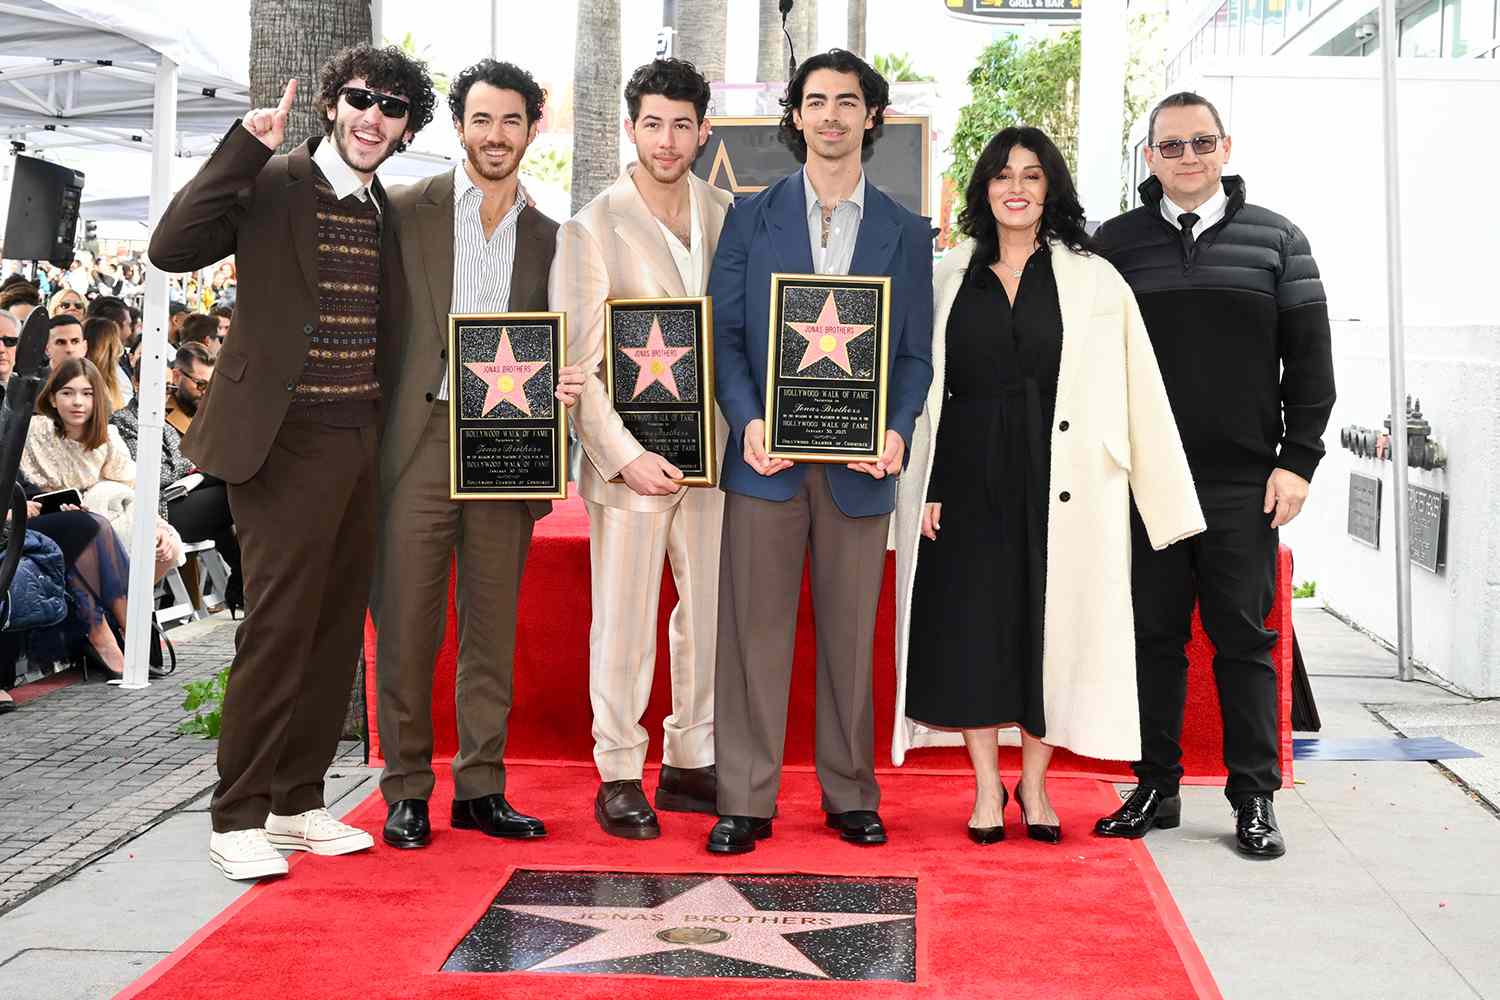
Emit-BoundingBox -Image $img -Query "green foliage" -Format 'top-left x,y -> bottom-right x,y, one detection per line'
1293,580 -> 1318,599
521,145 -> 573,193
386,31 -> 449,95
179,667 -> 230,739
872,52 -> 935,83
1122,11 -> 1168,211
946,29 -> 1082,199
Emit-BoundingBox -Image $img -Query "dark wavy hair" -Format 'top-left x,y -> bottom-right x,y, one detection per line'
448,59 -> 546,126
778,49 -> 889,163
625,58 -> 711,123
958,127 -> 1091,275
318,44 -> 437,151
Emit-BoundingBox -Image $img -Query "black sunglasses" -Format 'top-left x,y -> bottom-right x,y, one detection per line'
338,86 -> 410,120
1151,134 -> 1221,159
179,372 -> 211,390
0,336 -> 18,348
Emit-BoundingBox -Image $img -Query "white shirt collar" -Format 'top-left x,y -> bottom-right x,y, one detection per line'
312,136 -> 376,208
803,168 -> 866,217
1161,183 -> 1228,237
453,162 -> 529,213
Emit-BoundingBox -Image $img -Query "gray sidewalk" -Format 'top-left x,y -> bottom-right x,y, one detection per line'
1,607 -> 1497,999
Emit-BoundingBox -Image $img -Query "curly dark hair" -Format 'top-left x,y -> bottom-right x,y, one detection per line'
624,58 -> 711,122
448,60 -> 546,126
957,127 -> 1091,273
318,43 -> 437,151
778,49 -> 889,164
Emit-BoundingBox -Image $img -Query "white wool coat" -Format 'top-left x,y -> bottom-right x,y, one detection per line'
891,240 -> 1206,763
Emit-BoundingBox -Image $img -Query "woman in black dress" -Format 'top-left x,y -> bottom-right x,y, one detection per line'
904,129 -> 1093,844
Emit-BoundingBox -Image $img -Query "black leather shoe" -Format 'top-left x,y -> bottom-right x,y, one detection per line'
1093,786 -> 1181,839
451,794 -> 546,839
596,780 -> 661,839
707,815 -> 772,854
383,799 -> 430,849
1014,781 -> 1061,844
967,784 -> 1007,844
825,810 -> 888,845
654,764 -> 718,814
1234,796 -> 1286,859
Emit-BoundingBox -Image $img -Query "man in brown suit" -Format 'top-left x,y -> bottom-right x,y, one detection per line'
373,60 -> 583,851
149,45 -> 438,881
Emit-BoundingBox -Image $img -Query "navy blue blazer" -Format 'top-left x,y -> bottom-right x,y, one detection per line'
709,172 -> 934,518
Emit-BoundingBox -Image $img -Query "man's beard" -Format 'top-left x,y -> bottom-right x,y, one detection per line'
333,119 -> 401,172
173,387 -> 199,416
637,142 -> 703,185
464,141 -> 521,182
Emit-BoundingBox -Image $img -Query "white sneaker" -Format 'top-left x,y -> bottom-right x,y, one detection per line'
264,808 -> 374,856
209,829 -> 290,881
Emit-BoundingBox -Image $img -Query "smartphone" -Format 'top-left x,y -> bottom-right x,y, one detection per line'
34,489 -> 83,515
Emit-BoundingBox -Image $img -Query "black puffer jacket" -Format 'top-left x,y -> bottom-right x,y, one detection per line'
1093,175 -> 1335,486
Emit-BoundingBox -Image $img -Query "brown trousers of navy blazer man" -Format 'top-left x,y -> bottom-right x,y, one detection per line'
148,125 -> 391,836
370,168 -> 555,843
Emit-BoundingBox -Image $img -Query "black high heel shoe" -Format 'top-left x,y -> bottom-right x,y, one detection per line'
80,645 -> 124,684
1014,781 -> 1061,844
967,784 -> 1007,844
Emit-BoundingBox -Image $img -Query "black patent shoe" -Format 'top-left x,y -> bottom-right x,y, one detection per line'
655,764 -> 718,814
1234,796 -> 1286,859
382,799 -> 430,849
452,793 -> 546,839
707,815 -> 772,854
825,809 -> 888,845
1014,781 -> 1061,844
967,784 -> 1007,844
1093,786 -> 1182,839
596,780 -> 661,839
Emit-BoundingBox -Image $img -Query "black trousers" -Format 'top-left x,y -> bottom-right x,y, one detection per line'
167,482 -> 242,587
1131,483 -> 1281,804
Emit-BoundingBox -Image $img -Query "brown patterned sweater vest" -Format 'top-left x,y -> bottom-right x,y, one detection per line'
285,174 -> 382,425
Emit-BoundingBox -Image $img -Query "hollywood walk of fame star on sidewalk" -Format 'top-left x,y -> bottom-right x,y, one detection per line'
465,327 -> 547,417
498,875 -> 911,977
620,314 -> 692,400
786,291 -> 873,376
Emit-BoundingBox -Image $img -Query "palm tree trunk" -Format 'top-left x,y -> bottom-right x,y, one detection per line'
757,0 -> 784,82
673,0 -> 727,82
249,0 -> 375,742
847,0 -> 867,58
249,0 -> 372,154
572,0 -> 621,215
792,0 -> 819,62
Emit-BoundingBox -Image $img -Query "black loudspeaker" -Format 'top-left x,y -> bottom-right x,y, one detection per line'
4,155 -> 86,267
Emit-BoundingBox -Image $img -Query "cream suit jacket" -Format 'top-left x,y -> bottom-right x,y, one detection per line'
550,166 -> 733,512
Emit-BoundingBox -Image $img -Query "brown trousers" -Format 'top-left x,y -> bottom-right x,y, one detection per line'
714,466 -> 889,818
372,405 -> 534,803
213,421 -> 379,833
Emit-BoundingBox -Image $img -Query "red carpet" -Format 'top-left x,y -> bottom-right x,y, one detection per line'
119,765 -> 1220,1000
364,496 -> 1294,785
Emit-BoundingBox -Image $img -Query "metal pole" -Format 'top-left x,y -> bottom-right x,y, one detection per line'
120,54 -> 176,689
1379,1 -> 1414,681
490,0 -> 500,60
1076,0 -> 1127,222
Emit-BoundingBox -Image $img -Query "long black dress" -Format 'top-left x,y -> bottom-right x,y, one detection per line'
906,253 -> 1063,735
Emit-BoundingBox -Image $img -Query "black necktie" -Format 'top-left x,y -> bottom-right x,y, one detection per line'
1177,212 -> 1200,255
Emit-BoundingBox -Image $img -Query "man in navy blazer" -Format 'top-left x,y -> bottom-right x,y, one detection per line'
706,50 -> 934,854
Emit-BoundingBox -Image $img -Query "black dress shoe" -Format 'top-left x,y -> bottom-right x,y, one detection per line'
1093,786 -> 1181,839
707,815 -> 772,854
383,799 -> 430,849
1234,796 -> 1286,859
825,810 -> 887,845
1014,781 -> 1061,844
596,780 -> 661,839
654,764 -> 718,814
452,794 -> 546,839
967,784 -> 1006,844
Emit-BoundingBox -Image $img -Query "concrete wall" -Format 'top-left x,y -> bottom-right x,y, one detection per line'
1282,322 -> 1500,697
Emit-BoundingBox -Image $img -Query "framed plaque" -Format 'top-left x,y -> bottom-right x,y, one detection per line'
764,273 -> 891,463
448,312 -> 568,500
604,296 -> 717,487
1408,484 -> 1448,574
1346,472 -> 1382,549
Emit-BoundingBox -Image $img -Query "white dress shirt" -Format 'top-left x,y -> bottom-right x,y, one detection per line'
803,168 -> 866,276
312,137 -> 379,213
1160,183 -> 1227,240
652,187 -> 703,294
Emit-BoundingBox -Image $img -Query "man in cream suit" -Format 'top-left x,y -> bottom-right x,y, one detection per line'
550,58 -> 733,839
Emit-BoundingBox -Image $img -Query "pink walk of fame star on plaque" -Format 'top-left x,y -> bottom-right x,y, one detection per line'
620,314 -> 691,400
465,327 -> 546,417
787,291 -> 872,376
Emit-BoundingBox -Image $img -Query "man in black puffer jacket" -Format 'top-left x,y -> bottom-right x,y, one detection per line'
1092,92 -> 1335,859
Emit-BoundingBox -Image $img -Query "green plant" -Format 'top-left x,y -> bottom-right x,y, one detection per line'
1122,10 -> 1168,211
872,52 -> 935,83
179,667 -> 230,739
946,30 -> 1082,202
385,31 -> 450,95
521,145 -> 573,193
1293,580 -> 1318,599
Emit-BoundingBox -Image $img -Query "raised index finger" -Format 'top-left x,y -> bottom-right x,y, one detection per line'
277,78 -> 298,115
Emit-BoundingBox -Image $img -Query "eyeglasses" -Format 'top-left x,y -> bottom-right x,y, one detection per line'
0,337 -> 18,348
58,301 -> 84,312
178,372 -> 211,391
1150,134 -> 1221,159
338,86 -> 410,120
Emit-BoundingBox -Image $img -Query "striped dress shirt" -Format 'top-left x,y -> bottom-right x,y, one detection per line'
437,164 -> 530,400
